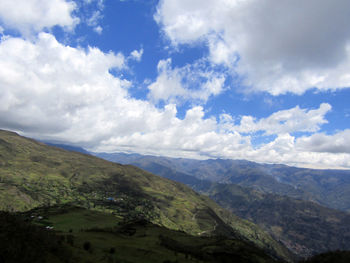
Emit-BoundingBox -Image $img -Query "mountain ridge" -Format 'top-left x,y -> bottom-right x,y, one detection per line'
94,152 -> 350,212
94,151 -> 350,258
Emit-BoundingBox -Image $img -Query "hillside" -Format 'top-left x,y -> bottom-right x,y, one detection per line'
96,153 -> 350,212
0,205 -> 283,263
96,153 -> 350,258
205,183 -> 350,258
0,130 -> 292,262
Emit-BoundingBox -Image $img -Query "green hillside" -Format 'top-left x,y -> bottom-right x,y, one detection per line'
0,129 -> 292,262
0,206 -> 285,263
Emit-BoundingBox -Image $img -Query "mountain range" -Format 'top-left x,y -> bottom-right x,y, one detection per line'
2,129 -> 350,262
0,130 -> 292,262
95,152 -> 350,213
94,152 -> 350,258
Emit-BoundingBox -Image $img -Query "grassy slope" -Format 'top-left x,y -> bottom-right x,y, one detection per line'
0,130 -> 291,262
1,206 -> 283,263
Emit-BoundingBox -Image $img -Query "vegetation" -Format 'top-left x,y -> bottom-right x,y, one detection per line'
0,211 -> 71,263
301,251 -> 350,263
103,155 -> 350,259
0,129 -> 292,262
0,205 -> 284,263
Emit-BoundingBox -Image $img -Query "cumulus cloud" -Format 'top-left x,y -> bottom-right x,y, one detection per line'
129,48 -> 144,62
0,33 -> 127,137
156,0 -> 350,95
98,105 -> 250,158
0,0 -> 79,37
0,33 -> 245,158
148,58 -> 225,103
0,34 -> 348,168
0,0 -> 349,169
296,130 -> 350,154
223,103 -> 332,135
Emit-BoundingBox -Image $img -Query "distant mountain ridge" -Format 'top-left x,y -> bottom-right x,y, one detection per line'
94,152 -> 350,258
43,142 -> 91,155
95,152 -> 350,212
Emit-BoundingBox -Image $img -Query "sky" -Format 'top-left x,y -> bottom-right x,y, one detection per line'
0,0 -> 350,169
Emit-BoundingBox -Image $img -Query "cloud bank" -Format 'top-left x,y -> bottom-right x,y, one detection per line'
0,0 -> 349,169
0,0 -> 79,37
156,0 -> 350,95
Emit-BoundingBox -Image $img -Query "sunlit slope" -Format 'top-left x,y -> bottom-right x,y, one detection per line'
0,129 -> 292,261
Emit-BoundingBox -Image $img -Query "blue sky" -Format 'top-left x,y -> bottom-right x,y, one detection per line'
1,0 -> 350,169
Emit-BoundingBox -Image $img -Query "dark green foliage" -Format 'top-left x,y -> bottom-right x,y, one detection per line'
83,241 -> 91,251
0,211 -> 71,263
66,235 -> 74,246
300,250 -> 350,263
158,233 -> 279,263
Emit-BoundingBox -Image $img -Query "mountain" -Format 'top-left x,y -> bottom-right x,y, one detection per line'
94,152 -> 350,258
0,130 -> 292,262
44,142 -> 91,155
95,153 -> 350,212
204,183 -> 350,258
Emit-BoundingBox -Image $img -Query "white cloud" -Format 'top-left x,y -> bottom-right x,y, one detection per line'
0,0 -> 79,37
156,0 -> 350,95
256,134 -> 350,169
129,48 -> 144,62
87,10 -> 103,34
296,130 -> 350,154
0,33 -> 349,169
84,0 -> 104,9
87,10 -> 102,26
0,33 -> 245,158
94,26 -> 103,34
98,105 -> 249,159
0,33 -> 127,137
148,58 -> 225,103
81,0 -> 105,34
227,103 -> 332,135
